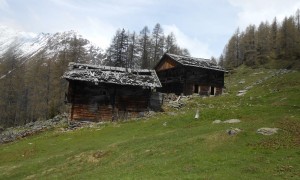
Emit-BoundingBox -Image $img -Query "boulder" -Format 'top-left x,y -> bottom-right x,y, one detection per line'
257,128 -> 279,135
238,80 -> 245,84
212,120 -> 222,124
227,128 -> 242,135
237,90 -> 247,96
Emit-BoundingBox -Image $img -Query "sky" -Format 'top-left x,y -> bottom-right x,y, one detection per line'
0,0 -> 299,58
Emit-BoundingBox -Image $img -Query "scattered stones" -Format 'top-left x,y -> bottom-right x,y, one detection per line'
0,113 -> 68,144
237,69 -> 293,97
144,111 -> 156,117
257,128 -> 279,135
227,128 -> 242,135
168,101 -> 184,109
163,93 -> 178,102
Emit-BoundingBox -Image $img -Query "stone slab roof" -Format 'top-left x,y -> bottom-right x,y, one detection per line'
163,53 -> 227,72
63,63 -> 162,88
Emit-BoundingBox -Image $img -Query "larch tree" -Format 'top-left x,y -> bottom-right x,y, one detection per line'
139,26 -> 151,69
151,23 -> 164,67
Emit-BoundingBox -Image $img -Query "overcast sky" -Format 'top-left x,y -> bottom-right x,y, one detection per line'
0,0 -> 299,58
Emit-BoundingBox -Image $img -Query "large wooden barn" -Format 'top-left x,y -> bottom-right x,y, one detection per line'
63,63 -> 161,122
154,53 -> 227,96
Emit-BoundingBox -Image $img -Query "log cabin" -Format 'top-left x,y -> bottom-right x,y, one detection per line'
154,53 -> 227,96
63,63 -> 162,122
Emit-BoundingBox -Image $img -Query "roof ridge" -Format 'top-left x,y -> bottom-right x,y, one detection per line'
164,53 -> 227,72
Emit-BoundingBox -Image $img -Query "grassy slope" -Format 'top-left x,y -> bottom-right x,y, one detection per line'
0,66 -> 299,179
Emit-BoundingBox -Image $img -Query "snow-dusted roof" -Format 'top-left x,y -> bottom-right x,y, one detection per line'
63,62 -> 162,88
161,53 -> 227,72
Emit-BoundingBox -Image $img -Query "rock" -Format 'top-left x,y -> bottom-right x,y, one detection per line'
144,111 -> 156,117
168,101 -> 184,109
194,109 -> 199,119
237,90 -> 247,96
223,119 -> 241,124
163,93 -> 178,102
163,122 -> 167,126
212,120 -> 222,124
257,128 -> 279,135
245,86 -> 253,90
238,80 -> 245,84
227,128 -> 242,135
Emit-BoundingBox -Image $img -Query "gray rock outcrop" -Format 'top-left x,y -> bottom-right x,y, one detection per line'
257,128 -> 279,135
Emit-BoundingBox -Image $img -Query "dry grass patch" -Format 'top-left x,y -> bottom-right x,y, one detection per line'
70,150 -> 111,164
204,131 -> 237,151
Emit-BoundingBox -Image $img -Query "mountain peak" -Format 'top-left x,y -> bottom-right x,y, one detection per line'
0,25 -> 103,64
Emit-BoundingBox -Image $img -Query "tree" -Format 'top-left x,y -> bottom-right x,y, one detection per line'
106,29 -> 129,68
211,56 -> 217,64
165,32 -> 177,54
151,23 -> 165,67
278,17 -> 297,59
218,54 -> 225,67
139,26 -> 151,69
242,25 -> 257,66
115,29 -> 129,67
256,21 -> 271,64
127,32 -> 139,68
270,17 -> 279,57
295,9 -> 300,31
224,29 -> 241,68
69,34 -> 88,63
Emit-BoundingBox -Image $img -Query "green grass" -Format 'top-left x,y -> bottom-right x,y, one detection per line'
1,67 -> 299,179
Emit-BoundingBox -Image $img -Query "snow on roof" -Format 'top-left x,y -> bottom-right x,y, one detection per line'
63,63 -> 162,88
164,53 -> 227,72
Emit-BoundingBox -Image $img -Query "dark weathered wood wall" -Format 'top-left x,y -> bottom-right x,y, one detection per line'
67,81 -> 151,121
155,59 -> 225,96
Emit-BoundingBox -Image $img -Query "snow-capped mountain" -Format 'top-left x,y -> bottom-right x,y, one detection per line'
0,25 -> 104,64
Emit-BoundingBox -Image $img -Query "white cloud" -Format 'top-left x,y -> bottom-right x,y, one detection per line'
79,17 -> 117,50
229,0 -> 300,29
48,0 -> 80,10
0,0 -> 9,11
163,24 -> 212,58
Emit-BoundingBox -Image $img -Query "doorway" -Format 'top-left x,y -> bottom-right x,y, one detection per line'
194,85 -> 199,93
210,86 -> 215,95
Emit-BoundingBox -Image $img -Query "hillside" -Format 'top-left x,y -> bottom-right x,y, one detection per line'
0,26 -> 105,127
0,66 -> 299,179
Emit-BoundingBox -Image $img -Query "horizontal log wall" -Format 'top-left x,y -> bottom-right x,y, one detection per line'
68,81 -> 151,122
200,86 -> 210,96
215,87 -> 223,96
184,83 -> 194,95
156,65 -> 225,96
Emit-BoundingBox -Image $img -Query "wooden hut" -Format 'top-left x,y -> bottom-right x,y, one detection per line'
154,53 -> 227,96
63,63 -> 162,122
